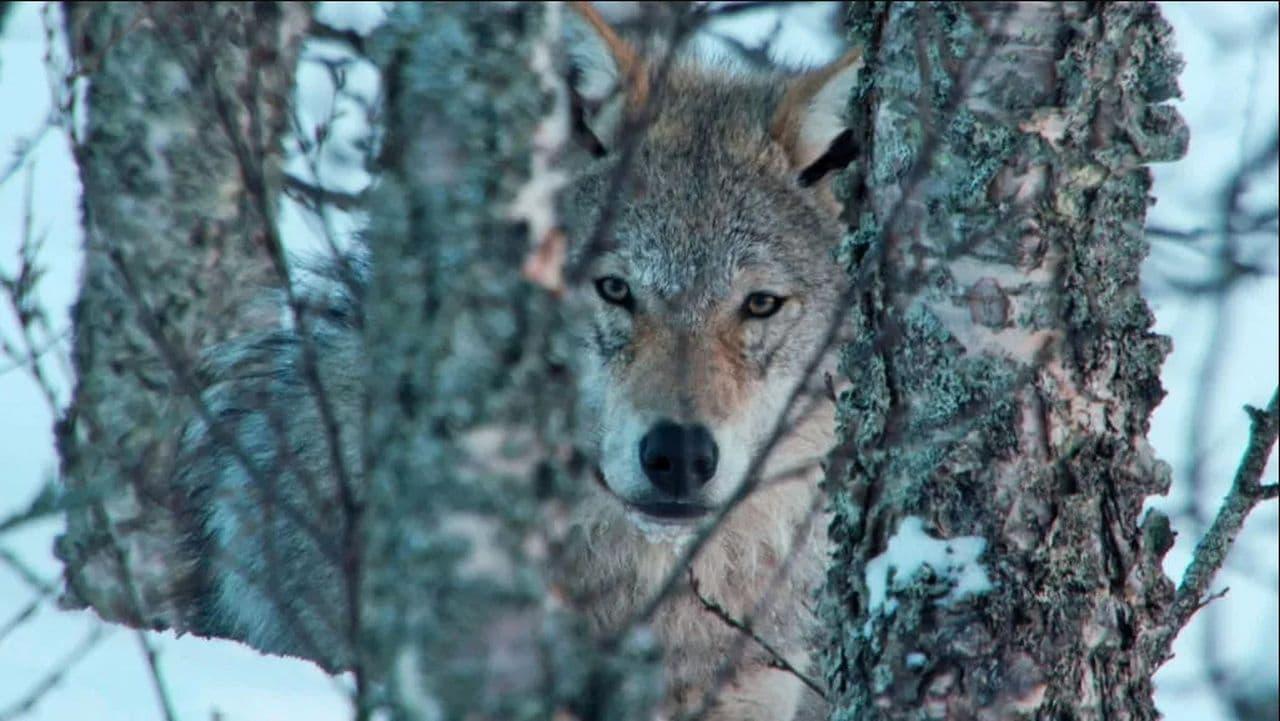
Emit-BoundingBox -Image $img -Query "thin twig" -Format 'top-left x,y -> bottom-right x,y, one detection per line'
705,18 -> 782,70
284,173 -> 367,212
308,18 -> 368,56
0,547 -> 56,596
0,326 -> 68,377
0,119 -> 56,188
0,162 -> 64,412
686,487 -> 829,720
0,596 -> 43,646
180,6 -> 365,654
1157,389 -> 1279,658
567,3 -> 706,282
134,631 -> 180,721
702,2 -> 798,20
0,481 -> 63,537
101,242 -> 340,663
0,624 -> 108,721
687,570 -> 828,702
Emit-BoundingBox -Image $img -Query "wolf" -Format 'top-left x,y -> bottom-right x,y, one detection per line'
176,4 -> 861,720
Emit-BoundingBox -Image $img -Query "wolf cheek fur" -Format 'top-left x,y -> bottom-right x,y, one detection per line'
176,5 -> 861,720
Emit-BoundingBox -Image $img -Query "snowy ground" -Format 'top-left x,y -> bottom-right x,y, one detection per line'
1,3 -> 1275,720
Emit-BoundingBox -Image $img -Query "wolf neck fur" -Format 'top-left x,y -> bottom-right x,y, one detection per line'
564,463 -> 827,672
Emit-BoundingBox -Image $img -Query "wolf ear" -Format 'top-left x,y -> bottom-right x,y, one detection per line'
564,1 -> 648,155
770,50 -> 863,187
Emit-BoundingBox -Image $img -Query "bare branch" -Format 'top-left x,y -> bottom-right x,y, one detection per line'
687,571 -> 828,702
0,482 -> 62,537
688,488 -> 830,720
1159,388 -> 1279,654
0,162 -> 65,412
134,631 -> 179,721
283,172 -> 367,212
0,547 -> 56,596
0,624 -> 108,721
702,2 -> 797,20
0,596 -> 43,646
308,18 -> 368,56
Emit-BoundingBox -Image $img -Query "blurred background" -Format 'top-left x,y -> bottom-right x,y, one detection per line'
1,3 -> 1275,720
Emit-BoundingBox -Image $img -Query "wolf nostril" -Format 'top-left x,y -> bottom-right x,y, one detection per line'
686,424 -> 718,484
640,421 -> 680,482
692,457 -> 713,478
639,420 -> 719,498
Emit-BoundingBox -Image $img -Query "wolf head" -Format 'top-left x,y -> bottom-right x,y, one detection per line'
559,5 -> 859,536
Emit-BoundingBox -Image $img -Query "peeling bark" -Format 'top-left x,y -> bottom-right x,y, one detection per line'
823,3 -> 1189,719
55,1 -> 310,633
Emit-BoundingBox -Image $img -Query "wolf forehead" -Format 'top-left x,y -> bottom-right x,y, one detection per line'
561,65 -> 847,300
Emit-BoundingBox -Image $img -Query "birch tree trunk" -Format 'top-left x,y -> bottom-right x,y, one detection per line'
357,5 -> 658,716
55,1 -> 309,632
822,3 -> 1190,719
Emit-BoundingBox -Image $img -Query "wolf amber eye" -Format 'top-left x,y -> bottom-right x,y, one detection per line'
595,276 -> 633,307
743,292 -> 785,319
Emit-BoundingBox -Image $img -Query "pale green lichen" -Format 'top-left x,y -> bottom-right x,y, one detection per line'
822,3 -> 1187,719
943,108 -> 1016,209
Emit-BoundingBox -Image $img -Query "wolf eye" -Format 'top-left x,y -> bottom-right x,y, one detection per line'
743,292 -> 786,319
595,276 -> 633,308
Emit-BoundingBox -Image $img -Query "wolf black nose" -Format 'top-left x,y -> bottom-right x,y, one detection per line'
639,420 -> 718,497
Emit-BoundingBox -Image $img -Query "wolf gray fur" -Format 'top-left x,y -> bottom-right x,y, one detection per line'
176,5 -> 860,719
176,256 -> 366,672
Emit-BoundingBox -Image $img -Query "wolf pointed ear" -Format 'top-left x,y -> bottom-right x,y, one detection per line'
771,49 -> 863,187
564,1 -> 649,155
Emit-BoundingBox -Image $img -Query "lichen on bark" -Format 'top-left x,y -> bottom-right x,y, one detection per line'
822,3 -> 1188,719
358,4 -> 658,718
55,1 -> 309,634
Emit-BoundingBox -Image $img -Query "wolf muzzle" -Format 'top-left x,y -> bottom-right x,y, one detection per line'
638,419 -> 719,498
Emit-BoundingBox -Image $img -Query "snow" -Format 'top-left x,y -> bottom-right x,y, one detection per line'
863,516 -> 992,627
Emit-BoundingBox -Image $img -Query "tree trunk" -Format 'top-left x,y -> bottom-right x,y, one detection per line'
822,3 -> 1188,719
55,1 -> 309,633
350,4 -> 660,717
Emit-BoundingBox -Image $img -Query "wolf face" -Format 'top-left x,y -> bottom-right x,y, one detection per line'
549,9 -> 862,717
176,6 -> 861,718
560,7 -> 858,540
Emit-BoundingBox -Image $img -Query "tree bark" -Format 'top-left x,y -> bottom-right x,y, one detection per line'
822,3 -> 1189,719
55,1 -> 309,633
358,4 -> 658,717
